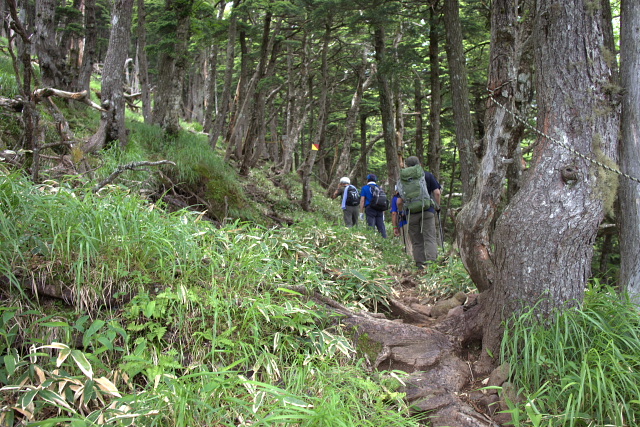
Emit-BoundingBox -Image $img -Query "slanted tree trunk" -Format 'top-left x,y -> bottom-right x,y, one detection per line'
476,0 -> 620,372
442,0 -> 477,203
240,13 -> 282,175
619,0 -> 640,305
326,55 -> 375,196
83,0 -> 134,152
278,34 -> 311,175
427,3 -> 442,179
224,28 -> 252,161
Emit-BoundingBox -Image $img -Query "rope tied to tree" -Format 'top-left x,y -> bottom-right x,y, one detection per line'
487,91 -> 640,185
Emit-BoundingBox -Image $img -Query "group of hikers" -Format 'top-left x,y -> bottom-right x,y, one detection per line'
332,156 -> 442,271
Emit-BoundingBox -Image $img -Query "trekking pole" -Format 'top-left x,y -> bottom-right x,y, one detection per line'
436,210 -> 445,251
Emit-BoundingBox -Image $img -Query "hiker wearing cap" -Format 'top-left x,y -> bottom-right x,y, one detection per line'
332,177 -> 360,227
359,173 -> 388,238
396,156 -> 441,270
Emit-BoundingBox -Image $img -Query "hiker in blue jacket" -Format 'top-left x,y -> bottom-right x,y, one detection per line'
359,174 -> 387,238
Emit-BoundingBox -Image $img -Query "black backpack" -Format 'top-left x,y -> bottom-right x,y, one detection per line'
345,185 -> 360,206
369,184 -> 389,211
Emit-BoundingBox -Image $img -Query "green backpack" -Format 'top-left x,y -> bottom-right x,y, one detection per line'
397,165 -> 433,213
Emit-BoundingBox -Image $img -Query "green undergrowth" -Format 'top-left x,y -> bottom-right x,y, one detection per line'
501,283 -> 640,427
0,172 -> 419,426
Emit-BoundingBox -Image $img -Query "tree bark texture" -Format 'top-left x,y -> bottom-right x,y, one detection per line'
479,0 -> 620,370
34,0 -> 68,89
456,0 -> 532,293
84,0 -> 133,152
442,0 -> 478,203
619,0 -> 640,305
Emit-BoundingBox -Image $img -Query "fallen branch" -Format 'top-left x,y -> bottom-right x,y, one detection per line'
93,160 -> 176,193
33,88 -> 106,111
0,96 -> 24,112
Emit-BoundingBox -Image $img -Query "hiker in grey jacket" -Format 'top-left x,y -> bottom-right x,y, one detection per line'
332,177 -> 360,227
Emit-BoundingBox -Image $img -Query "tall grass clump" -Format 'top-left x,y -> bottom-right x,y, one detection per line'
502,283 -> 640,426
0,173 -> 211,311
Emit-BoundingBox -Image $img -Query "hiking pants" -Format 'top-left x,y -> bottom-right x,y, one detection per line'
408,210 -> 437,268
343,205 -> 360,227
365,206 -> 387,238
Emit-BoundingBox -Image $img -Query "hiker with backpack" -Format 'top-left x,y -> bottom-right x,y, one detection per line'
359,174 -> 388,238
332,176 -> 360,227
391,186 -> 412,256
396,156 -> 442,270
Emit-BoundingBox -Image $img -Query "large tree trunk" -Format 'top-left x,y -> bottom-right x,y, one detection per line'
619,0 -> 640,305
477,0 -> 620,372
442,0 -> 477,203
84,0 -> 134,152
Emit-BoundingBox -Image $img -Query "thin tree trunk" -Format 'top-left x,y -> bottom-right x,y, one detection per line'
202,1 -> 226,133
210,0 -> 241,149
373,24 -> 400,187
224,28 -> 251,161
152,0 -> 194,135
619,0 -> 640,305
299,23 -> 331,211
442,0 -> 477,202
75,0 -> 96,94
136,0 -> 152,123
326,56 -> 375,196
240,13 -> 282,175
428,3 -> 442,179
